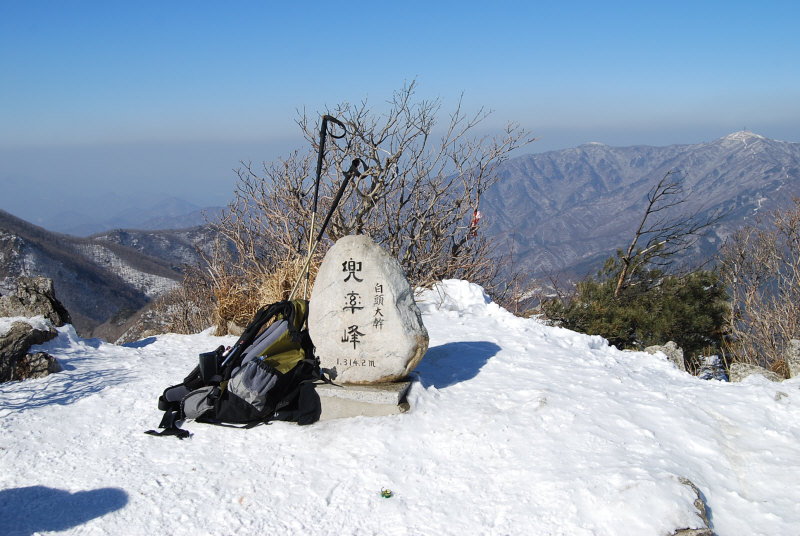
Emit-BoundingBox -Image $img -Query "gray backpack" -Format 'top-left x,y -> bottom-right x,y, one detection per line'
146,300 -> 322,438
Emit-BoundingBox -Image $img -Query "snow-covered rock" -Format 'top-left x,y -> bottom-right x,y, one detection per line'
645,341 -> 686,372
0,276 -> 72,326
729,362 -> 782,383
0,316 -> 60,382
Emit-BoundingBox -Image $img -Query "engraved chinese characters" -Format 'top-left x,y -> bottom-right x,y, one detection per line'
308,234 -> 429,384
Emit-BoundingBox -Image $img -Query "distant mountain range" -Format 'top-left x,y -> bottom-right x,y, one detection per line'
36,196 -> 225,236
0,209 -> 220,339
482,131 -> 800,279
2,131 -> 798,340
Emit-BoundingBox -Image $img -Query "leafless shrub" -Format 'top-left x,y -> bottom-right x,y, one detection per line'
151,265 -> 216,334
209,81 -> 535,320
719,197 -> 800,375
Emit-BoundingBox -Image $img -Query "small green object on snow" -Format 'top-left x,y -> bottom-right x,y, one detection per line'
381,488 -> 393,498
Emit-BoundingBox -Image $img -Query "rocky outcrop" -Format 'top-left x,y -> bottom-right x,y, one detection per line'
112,305 -> 171,345
0,321 -> 60,382
11,351 -> 62,380
0,276 -> 67,382
725,340 -> 800,382
672,478 -> 714,536
0,276 -> 71,327
645,341 -> 685,371
786,339 -> 800,378
729,363 -> 783,383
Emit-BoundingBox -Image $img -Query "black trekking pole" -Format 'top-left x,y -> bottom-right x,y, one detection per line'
303,115 -> 345,299
289,158 -> 364,301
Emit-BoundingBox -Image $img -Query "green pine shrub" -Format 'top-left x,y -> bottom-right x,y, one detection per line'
541,252 -> 728,370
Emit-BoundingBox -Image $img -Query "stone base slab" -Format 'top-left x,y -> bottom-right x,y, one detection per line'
317,380 -> 412,421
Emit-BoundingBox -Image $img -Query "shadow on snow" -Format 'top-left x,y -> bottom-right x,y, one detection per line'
0,485 -> 128,535
122,336 -> 158,348
0,359 -> 136,417
415,341 -> 501,389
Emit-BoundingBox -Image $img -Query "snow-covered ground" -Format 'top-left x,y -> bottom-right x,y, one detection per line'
1,280 -> 799,535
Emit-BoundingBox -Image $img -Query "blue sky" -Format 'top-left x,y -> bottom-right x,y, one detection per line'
1,1 -> 798,227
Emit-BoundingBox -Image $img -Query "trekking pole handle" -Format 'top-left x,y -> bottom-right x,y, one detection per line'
312,115 -> 346,213
322,114 -> 345,132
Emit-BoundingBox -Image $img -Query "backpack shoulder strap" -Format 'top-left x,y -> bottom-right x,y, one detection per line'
219,301 -> 293,377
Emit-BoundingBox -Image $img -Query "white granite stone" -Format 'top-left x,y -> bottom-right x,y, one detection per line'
309,234 -> 428,384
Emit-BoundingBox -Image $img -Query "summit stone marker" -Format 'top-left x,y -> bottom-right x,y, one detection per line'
308,234 -> 428,384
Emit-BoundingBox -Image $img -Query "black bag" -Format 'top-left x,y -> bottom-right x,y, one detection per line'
146,299 -> 322,438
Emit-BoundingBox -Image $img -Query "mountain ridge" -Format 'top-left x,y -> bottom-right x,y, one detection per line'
2,131 -> 798,337
0,209 -> 185,337
483,131 -> 800,278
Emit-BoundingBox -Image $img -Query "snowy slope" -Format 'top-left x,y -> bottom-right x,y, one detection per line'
483,132 -> 800,277
1,280 -> 799,535
73,243 -> 179,298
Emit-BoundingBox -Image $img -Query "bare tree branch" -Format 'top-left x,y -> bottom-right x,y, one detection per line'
614,170 -> 723,298
207,82 -> 536,328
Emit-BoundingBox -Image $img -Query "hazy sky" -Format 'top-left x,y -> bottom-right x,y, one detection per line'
1,1 -> 798,226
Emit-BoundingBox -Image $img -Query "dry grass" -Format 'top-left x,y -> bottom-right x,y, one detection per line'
770,359 -> 790,378
212,254 -> 321,335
